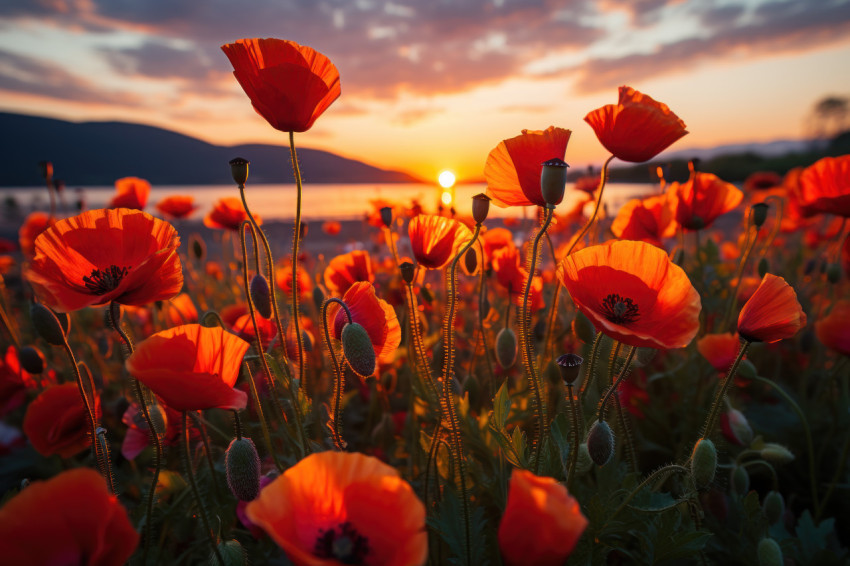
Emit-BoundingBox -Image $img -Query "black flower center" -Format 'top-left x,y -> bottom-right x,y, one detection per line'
83,265 -> 130,295
313,521 -> 370,564
601,293 -> 640,324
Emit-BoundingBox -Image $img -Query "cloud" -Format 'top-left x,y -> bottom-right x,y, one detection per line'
102,41 -> 220,81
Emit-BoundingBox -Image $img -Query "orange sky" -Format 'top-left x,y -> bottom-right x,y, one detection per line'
1,1 -> 849,182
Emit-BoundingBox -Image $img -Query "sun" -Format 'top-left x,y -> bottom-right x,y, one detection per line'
438,170 -> 456,189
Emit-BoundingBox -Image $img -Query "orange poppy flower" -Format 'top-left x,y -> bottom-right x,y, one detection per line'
275,260 -> 313,301
246,451 -> 427,566
484,126 -> 571,208
498,469 -> 587,566
491,245 -> 543,311
164,293 -> 199,327
25,208 -> 183,312
18,211 -> 54,258
328,281 -> 401,366
557,240 -> 701,349
23,382 -> 100,458
743,171 -> 782,192
156,195 -> 198,219
737,274 -> 806,343
798,155 -> 850,217
322,220 -> 342,235
324,250 -> 374,297
481,227 -> 516,269
697,332 -> 741,373
674,173 -> 744,230
584,86 -> 687,163
204,197 -> 261,231
109,176 -> 150,210
125,324 -> 250,411
0,255 -> 14,275
408,214 -> 473,270
574,173 -> 601,194
232,312 -> 279,349
611,193 -> 678,248
815,301 -> 850,356
221,38 -> 341,133
0,468 -> 139,566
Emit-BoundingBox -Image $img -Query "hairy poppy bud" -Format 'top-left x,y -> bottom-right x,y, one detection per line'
249,274 -> 272,319
540,158 -> 569,208
211,539 -> 248,566
495,327 -> 518,369
472,193 -> 491,224
572,311 -> 596,344
312,286 -> 325,312
147,401 -> 168,437
757,538 -> 782,566
762,490 -> 785,525
690,438 -> 717,488
341,323 -> 376,378
726,408 -> 754,446
30,303 -> 67,346
761,443 -> 794,464
18,346 -> 45,374
229,157 -> 250,187
751,203 -> 769,228
225,437 -> 261,502
399,261 -> 416,284
587,420 -> 615,466
730,465 -> 750,495
379,206 -> 393,228
556,353 -> 583,385
758,257 -> 769,278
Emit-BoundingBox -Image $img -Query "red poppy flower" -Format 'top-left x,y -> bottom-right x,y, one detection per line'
23,382 -> 100,458
0,238 -> 15,253
164,293 -> 199,327
109,177 -> 150,210
275,261 -> 313,301
0,346 -> 37,415
743,171 -> 782,192
611,193 -> 678,248
322,220 -> 342,235
25,208 -> 183,312
491,245 -> 544,311
574,173 -> 601,194
498,469 -> 587,566
815,301 -> 850,356
674,173 -> 744,230
697,332 -> 742,373
481,227 -> 516,269
204,197 -> 261,231
222,38 -> 341,133
557,240 -> 701,349
18,211 -> 54,258
484,126 -> 571,208
0,468 -> 139,566
329,282 -> 401,366
584,86 -> 687,163
246,451 -> 426,566
125,324 -> 250,411
737,274 -> 806,343
408,214 -> 474,270
232,313 -> 279,349
798,155 -> 850,217
156,195 -> 198,219
324,250 -> 374,297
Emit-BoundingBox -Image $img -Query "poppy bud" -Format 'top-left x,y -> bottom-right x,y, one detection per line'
575,443 -> 594,474
18,346 -> 45,374
751,203 -> 769,228
249,274 -> 272,319
827,263 -> 841,284
762,490 -> 785,525
730,465 -> 749,495
586,420 -> 615,466
399,261 -> 416,284
463,374 -> 480,407
190,234 -> 206,261
758,257 -> 769,278
379,206 -> 393,228
540,158 -> 569,208
225,437 -> 261,502
301,329 -> 313,353
472,193 -> 491,224
760,443 -> 794,464
211,539 -> 248,566
556,353 -> 583,385
463,247 -> 478,275
495,327 -> 518,369
229,157 -> 250,187
572,311 -> 596,344
312,286 -> 325,312
31,303 -> 67,346
38,160 -> 53,180
757,538 -> 783,566
341,322 -> 376,378
736,359 -> 758,380
726,408 -> 754,446
690,438 -> 717,488
147,401 -> 168,437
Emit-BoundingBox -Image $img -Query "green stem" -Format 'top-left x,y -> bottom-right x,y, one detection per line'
288,131 -> 306,392
183,412 -> 224,566
566,383 -> 580,490
189,411 -> 222,506
701,340 -> 749,439
242,363 -> 283,472
608,464 -> 690,524
720,211 -> 757,331
563,155 -> 614,258
597,346 -> 636,422
321,298 -> 353,450
579,333 -> 603,402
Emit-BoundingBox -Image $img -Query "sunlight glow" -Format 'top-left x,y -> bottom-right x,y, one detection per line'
438,170 -> 456,189
441,191 -> 453,206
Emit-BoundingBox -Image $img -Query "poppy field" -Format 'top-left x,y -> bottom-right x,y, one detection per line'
2,37 -> 850,566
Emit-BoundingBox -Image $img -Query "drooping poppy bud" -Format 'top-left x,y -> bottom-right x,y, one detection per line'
18,346 -> 45,374
249,274 -> 272,319
760,443 -> 794,464
495,327 -> 518,369
341,322 -> 376,378
586,420 -> 614,466
690,439 -> 717,488
30,303 -> 66,346
225,437 -> 261,502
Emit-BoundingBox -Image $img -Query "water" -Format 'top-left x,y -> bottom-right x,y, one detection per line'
0,182 -> 657,221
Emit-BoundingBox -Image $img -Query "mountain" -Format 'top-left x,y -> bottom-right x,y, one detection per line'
0,112 -> 420,186
659,139 -> 828,162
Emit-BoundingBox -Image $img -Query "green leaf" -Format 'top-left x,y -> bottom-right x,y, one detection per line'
492,379 -> 510,430
510,426 -> 528,468
795,510 -> 835,561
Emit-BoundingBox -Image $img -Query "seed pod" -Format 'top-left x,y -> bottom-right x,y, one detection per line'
572,311 -> 596,344
379,206 -> 393,228
586,420 -> 615,466
751,203 -> 769,228
210,539 -> 248,566
30,303 -> 67,346
760,443 -> 794,464
225,437 -> 261,502
228,157 -> 250,187
472,193 -> 491,224
762,491 -> 785,525
556,353 -> 583,385
757,538 -> 782,566
730,466 -> 750,495
18,346 -> 45,374
250,274 -> 272,319
399,261 -> 416,284
495,327 -> 518,369
341,322 -> 376,378
690,438 -> 717,488
540,158 -> 569,207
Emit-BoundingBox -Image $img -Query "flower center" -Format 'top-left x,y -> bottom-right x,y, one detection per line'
601,293 -> 640,324
313,521 -> 370,564
83,265 -> 130,295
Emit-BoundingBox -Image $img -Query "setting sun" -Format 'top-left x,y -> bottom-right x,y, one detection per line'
438,170 -> 456,189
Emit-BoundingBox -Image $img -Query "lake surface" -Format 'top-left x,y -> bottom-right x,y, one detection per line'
1,182 -> 658,221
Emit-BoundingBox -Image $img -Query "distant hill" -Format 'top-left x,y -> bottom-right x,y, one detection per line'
0,112 -> 420,186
